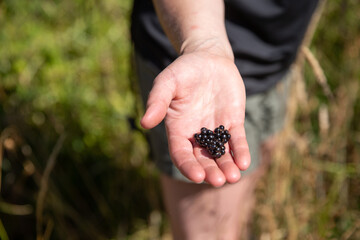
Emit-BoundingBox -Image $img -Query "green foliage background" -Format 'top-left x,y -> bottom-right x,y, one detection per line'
1,0 -> 160,239
0,0 -> 359,239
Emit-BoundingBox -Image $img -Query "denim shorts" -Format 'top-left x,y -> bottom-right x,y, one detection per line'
134,51 -> 291,182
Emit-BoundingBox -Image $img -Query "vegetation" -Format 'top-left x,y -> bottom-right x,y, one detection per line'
0,0 -> 359,239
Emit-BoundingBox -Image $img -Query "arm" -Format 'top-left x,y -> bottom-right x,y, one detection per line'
141,0 -> 251,186
152,0 -> 233,59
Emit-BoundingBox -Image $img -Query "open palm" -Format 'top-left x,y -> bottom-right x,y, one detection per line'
141,51 -> 251,187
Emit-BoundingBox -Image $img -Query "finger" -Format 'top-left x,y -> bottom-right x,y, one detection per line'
194,147 -> 226,187
229,125 -> 251,171
215,152 -> 241,184
140,68 -> 176,129
169,135 -> 205,183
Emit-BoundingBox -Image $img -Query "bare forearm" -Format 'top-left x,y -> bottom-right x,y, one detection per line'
152,0 -> 233,59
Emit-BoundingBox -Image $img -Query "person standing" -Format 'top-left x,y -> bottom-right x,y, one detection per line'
131,0 -> 319,239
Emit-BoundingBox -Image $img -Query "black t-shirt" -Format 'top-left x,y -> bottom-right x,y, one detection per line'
131,0 -> 319,95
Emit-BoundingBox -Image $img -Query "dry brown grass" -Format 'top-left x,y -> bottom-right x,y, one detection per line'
252,1 -> 360,236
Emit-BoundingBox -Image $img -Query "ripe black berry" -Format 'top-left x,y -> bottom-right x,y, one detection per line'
194,125 -> 231,159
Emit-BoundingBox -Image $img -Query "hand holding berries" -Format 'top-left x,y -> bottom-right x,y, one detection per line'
139,50 -> 251,186
194,125 -> 231,159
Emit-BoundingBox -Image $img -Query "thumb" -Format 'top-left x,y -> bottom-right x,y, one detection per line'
140,68 -> 176,129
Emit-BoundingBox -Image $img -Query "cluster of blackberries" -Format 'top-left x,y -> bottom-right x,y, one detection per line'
194,125 -> 231,159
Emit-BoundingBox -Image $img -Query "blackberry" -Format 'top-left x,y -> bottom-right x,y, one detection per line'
194,125 -> 231,159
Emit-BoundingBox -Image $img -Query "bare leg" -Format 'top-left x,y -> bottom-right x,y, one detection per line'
161,172 -> 260,240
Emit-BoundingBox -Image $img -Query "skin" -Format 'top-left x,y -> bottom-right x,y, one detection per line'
160,173 -> 260,240
141,0 -> 251,187
138,0 -> 257,239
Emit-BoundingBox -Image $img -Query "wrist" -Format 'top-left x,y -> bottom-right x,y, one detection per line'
180,36 -> 234,61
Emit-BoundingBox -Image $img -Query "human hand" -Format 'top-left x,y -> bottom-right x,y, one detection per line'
141,49 -> 251,187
